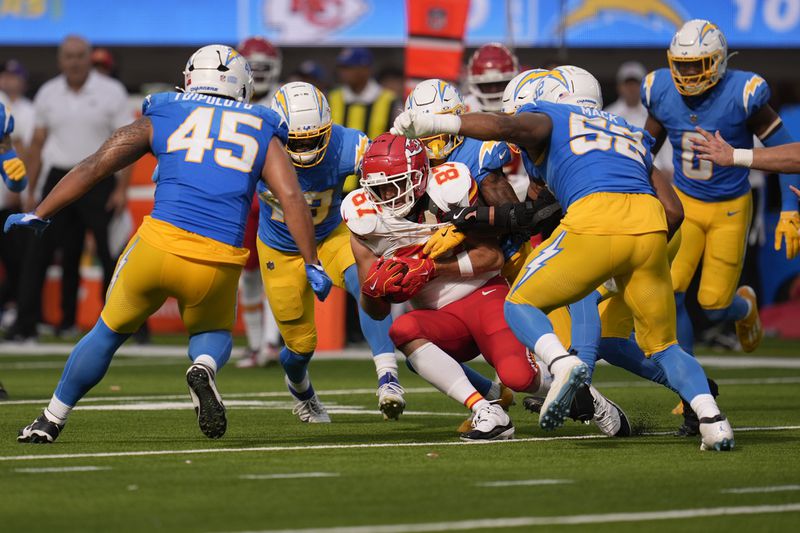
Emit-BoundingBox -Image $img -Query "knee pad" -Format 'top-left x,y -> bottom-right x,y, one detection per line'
389,314 -> 423,348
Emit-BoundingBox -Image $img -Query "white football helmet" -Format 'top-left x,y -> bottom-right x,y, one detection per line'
533,66 -> 603,109
501,69 -> 549,114
404,79 -> 466,161
667,19 -> 728,96
271,81 -> 332,168
183,44 -> 254,103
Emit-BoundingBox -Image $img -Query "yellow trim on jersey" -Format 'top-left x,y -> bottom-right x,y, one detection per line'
137,216 -> 249,267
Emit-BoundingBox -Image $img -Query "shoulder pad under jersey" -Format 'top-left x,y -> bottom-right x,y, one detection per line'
341,188 -> 379,236
732,70 -> 771,118
427,161 -> 477,212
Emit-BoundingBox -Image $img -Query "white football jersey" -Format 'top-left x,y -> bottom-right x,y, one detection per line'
342,161 -> 498,310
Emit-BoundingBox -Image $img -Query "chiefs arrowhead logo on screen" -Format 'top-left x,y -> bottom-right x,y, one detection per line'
263,0 -> 368,42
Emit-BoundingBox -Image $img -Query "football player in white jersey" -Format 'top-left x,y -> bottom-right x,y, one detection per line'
343,133 -> 557,440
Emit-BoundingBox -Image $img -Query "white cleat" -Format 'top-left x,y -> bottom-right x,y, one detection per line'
539,356 -> 589,431
699,414 -> 735,451
460,403 -> 515,441
588,385 -> 631,437
377,380 -> 406,421
292,394 -> 331,423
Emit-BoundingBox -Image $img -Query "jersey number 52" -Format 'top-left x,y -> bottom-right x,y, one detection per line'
167,107 -> 261,172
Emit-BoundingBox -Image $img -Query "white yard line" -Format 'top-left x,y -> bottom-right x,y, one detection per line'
722,485 -> 800,494
221,503 -> 800,533
476,479 -> 572,488
0,425 -> 797,463
239,472 -> 340,480
13,466 -> 111,473
0,387 -> 438,407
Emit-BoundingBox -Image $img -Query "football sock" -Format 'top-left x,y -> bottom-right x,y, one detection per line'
406,342 -> 482,407
240,269 -> 264,351
373,353 -> 399,381
504,301 -> 573,374
674,292 -> 695,355
285,373 -> 315,401
188,330 -> 233,371
45,396 -> 72,424
651,344 -> 711,403
703,295 -> 750,323
568,291 -> 602,380
344,265 -> 395,358
460,363 -> 495,396
690,393 -> 722,420
53,318 -> 130,408
598,337 -> 672,391
280,346 -> 312,382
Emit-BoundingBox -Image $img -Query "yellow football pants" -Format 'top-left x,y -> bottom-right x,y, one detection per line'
101,237 -> 242,334
508,227 -> 676,356
671,188 -> 752,310
257,223 -> 355,354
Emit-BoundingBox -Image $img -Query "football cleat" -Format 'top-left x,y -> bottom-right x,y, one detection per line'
460,403 -> 514,441
587,385 -> 631,437
377,374 -> 406,421
457,383 -> 514,433
539,356 -> 589,431
186,363 -> 227,439
292,394 -> 331,423
699,414 -> 734,451
0,381 -> 8,400
18,412 -> 64,444
734,286 -> 762,353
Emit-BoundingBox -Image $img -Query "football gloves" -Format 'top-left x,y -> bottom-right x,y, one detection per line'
775,211 -> 800,260
362,258 -> 408,300
444,190 -> 562,237
423,224 -> 466,259
391,256 -> 436,301
390,110 -> 461,139
305,263 -> 333,301
0,149 -> 28,193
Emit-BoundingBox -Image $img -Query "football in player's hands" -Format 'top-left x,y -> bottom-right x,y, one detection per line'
362,258 -> 408,300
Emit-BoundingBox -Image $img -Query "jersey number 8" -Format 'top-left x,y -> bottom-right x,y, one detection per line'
167,107 -> 262,173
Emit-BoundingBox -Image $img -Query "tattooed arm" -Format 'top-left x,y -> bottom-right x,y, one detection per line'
34,117 -> 152,220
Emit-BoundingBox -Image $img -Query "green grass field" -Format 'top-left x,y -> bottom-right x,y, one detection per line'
1,343 -> 799,533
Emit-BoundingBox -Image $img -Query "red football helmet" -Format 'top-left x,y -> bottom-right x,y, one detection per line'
467,43 -> 519,111
360,133 -> 430,218
238,36 -> 282,98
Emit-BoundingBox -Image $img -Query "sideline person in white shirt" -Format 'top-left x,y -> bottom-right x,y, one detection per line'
7,35 -> 133,341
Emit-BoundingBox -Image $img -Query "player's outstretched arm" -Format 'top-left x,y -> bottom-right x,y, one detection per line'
478,170 -> 519,206
650,165 -> 684,239
350,234 -> 391,321
693,127 -> 800,173
391,110 -> 551,155
35,117 -> 152,220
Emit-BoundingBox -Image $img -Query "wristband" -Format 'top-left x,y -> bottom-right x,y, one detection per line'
732,148 -> 753,168
456,251 -> 473,276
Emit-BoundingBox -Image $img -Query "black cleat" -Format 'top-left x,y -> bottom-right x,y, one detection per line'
186,364 -> 227,439
18,412 -> 64,443
0,382 -> 8,400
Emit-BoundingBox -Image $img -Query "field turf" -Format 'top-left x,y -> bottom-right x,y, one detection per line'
1,343 -> 799,532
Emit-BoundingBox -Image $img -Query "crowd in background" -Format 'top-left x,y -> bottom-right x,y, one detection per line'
0,35 -> 797,349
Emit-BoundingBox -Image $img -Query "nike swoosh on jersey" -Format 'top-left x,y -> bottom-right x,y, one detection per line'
481,289 -> 497,296
727,210 -> 740,216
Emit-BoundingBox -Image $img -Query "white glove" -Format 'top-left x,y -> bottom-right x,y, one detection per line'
391,110 -> 461,139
